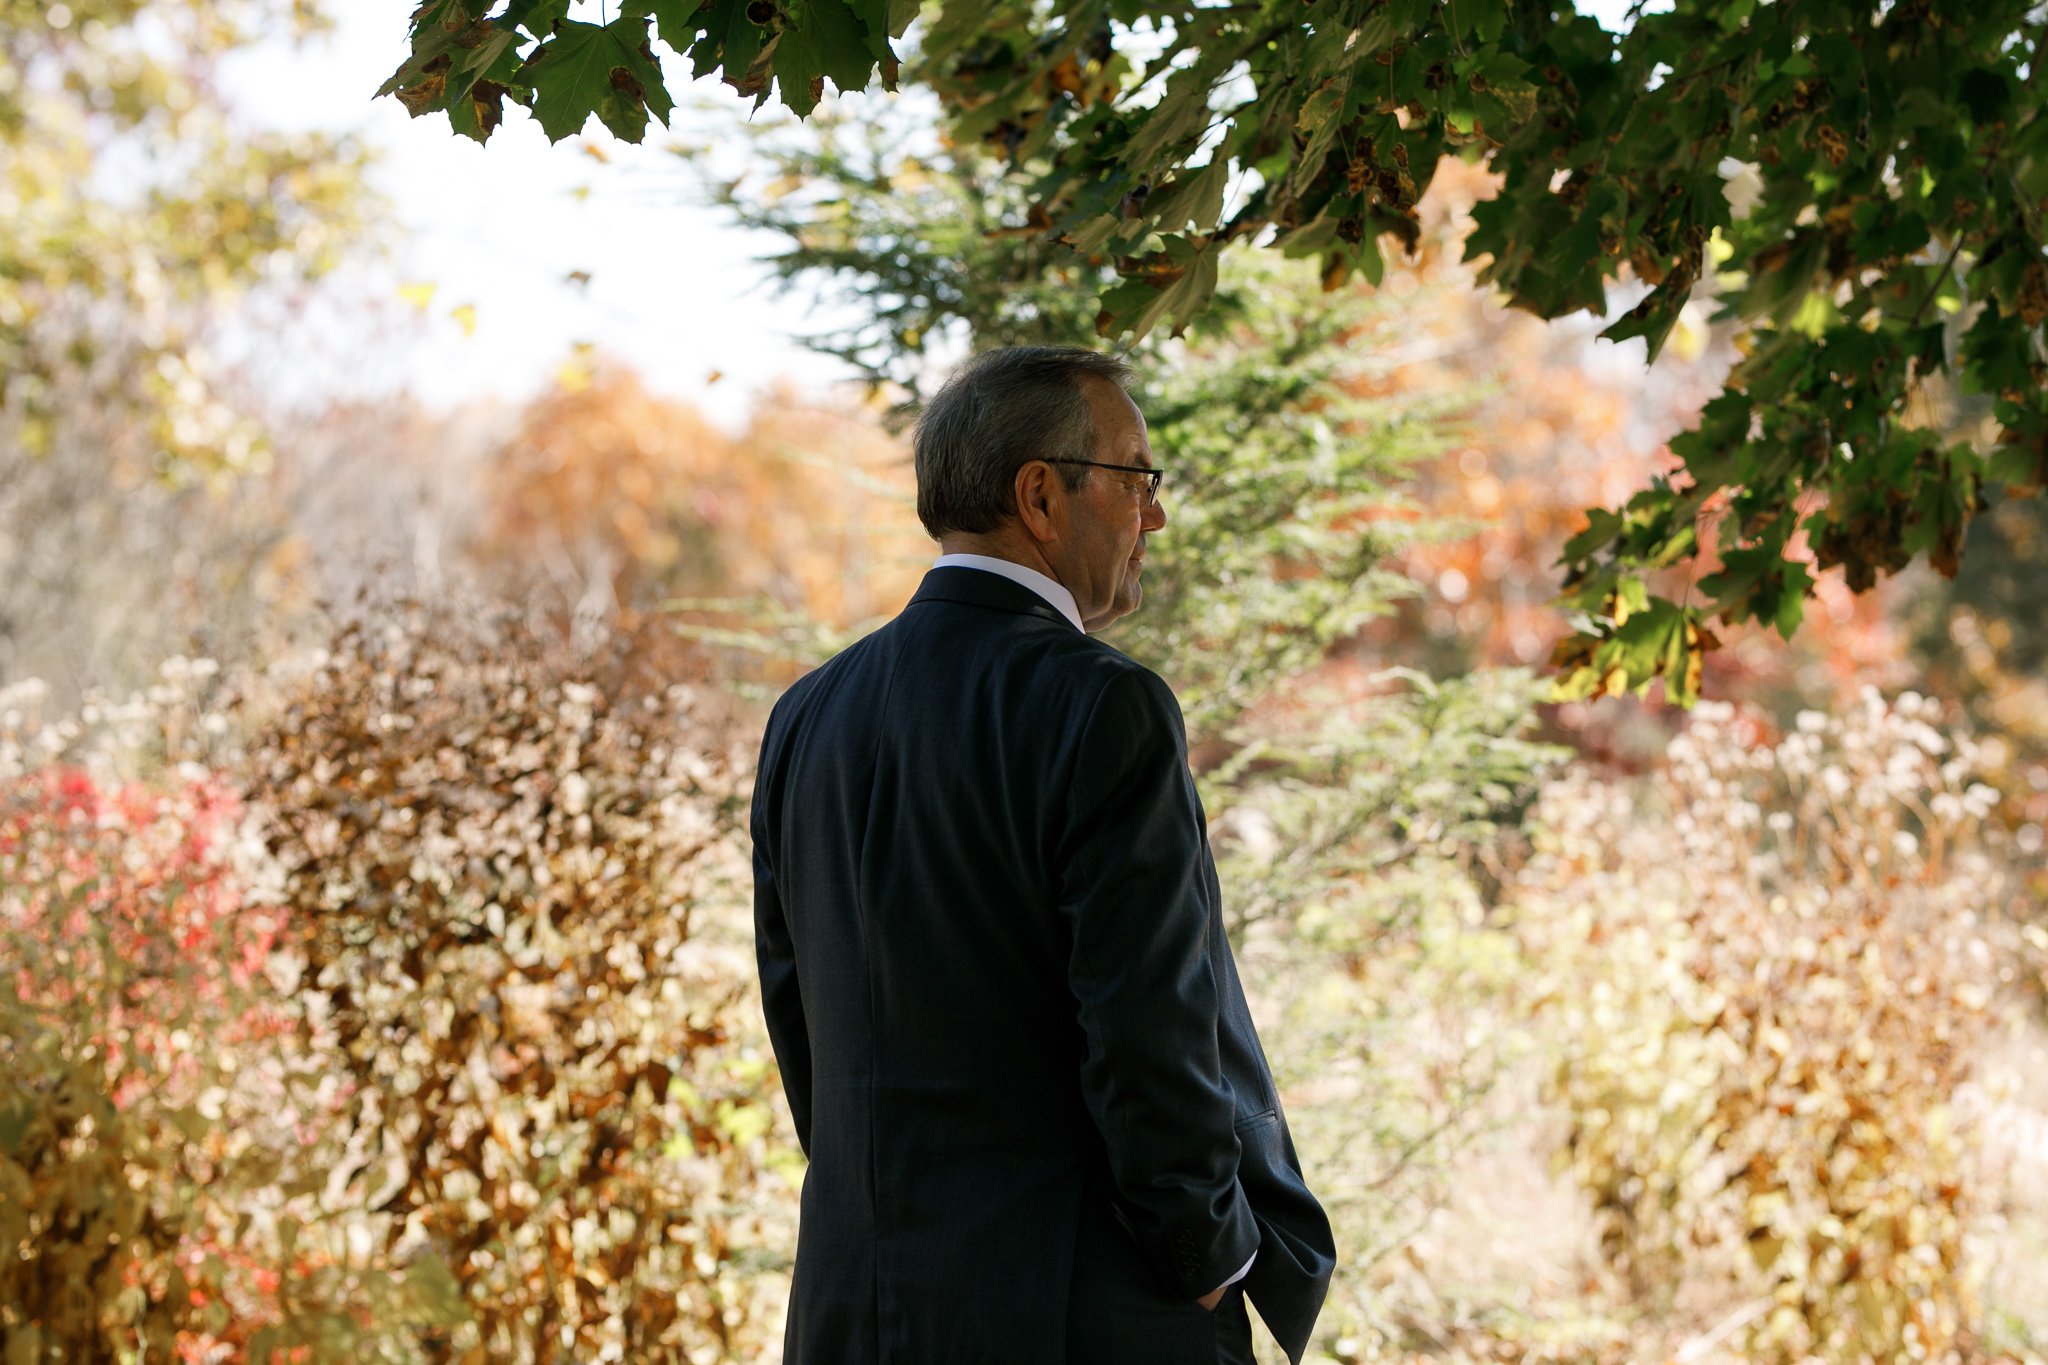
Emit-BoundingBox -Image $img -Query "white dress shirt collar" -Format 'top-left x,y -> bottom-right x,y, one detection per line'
932,553 -> 1085,633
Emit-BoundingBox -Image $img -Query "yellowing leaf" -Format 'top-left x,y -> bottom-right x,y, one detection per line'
1295,77 -> 1345,135
398,281 -> 438,310
1788,290 -> 1835,338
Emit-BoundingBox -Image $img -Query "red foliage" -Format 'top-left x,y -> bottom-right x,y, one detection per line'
2,762 -> 295,1359
2,765 -> 287,1084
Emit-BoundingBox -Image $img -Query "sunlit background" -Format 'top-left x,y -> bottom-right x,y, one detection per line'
3,2 -> 2045,1362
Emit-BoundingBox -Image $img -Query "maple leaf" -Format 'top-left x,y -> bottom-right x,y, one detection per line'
523,18 -> 674,144
625,0 -> 710,53
376,0 -> 468,100
1550,595 -> 1717,707
1699,542 -> 1814,641
685,0 -> 767,84
449,79 -> 509,143
771,0 -> 877,117
396,60 -> 451,117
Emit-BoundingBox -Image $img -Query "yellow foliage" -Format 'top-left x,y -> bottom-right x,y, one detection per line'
234,611 -> 792,1361
1518,693 -> 2019,1362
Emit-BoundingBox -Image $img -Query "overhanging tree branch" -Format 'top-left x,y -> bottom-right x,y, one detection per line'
381,0 -> 2048,706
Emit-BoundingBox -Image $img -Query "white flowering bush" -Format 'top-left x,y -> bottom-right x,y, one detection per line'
1515,689 -> 2018,1362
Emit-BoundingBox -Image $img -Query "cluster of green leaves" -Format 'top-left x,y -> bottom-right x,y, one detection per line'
379,0 -> 917,141
389,0 -> 2048,705
3,0 -> 370,477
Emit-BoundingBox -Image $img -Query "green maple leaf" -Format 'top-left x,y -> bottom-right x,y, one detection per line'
1097,239 -> 1221,341
499,0 -> 571,38
1698,543 -> 1813,640
377,0 -> 470,99
1551,597 -> 1711,706
434,21 -> 522,144
872,0 -> 919,43
624,0 -> 709,53
687,0 -> 767,84
773,0 -> 878,116
1560,507 -> 1624,562
1600,274 -> 1692,361
524,18 -> 674,143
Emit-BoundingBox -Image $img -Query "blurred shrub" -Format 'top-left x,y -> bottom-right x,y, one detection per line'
231,610 -> 789,1362
0,702 -> 305,1361
1206,668 -> 1568,1359
1,673 -> 479,1364
1,607 -> 791,1363
1516,691 -> 2017,1361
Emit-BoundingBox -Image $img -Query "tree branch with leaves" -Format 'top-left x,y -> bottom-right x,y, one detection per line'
382,0 -> 2048,704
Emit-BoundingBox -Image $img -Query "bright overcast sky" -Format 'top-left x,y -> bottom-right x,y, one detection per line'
218,6 -> 857,428
217,2 -> 1649,427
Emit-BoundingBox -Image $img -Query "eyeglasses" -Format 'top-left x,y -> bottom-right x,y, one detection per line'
1045,458 -> 1165,504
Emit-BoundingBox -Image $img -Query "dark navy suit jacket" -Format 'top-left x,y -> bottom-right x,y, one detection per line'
752,567 -> 1334,1364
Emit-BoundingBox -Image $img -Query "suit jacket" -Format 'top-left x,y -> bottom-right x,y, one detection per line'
752,566 -> 1334,1364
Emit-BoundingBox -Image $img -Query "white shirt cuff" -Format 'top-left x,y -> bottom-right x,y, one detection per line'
1210,1250 -> 1255,1296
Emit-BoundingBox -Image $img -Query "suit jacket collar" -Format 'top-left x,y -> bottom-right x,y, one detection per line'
909,566 -> 1080,632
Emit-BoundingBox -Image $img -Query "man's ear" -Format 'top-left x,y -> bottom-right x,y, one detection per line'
1012,460 -> 1064,545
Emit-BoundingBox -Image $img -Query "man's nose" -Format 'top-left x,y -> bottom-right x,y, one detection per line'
1142,493 -> 1167,532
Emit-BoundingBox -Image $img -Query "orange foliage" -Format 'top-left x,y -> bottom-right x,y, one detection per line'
1350,160 -> 1918,722
470,366 -> 927,634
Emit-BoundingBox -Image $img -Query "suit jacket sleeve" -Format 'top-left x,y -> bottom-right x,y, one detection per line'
1058,667 -> 1260,1300
752,763 -> 813,1158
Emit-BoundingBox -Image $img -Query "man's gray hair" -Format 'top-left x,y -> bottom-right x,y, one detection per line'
912,346 -> 1135,539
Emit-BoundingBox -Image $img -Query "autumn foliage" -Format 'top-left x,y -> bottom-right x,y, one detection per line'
10,0 -> 2048,1359
469,367 -> 925,636
0,612 -> 794,1363
236,612 -> 790,1362
0,743 -> 287,1360
1519,693 -> 2026,1361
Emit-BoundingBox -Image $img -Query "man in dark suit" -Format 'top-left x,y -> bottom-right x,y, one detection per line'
751,346 -> 1334,1364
